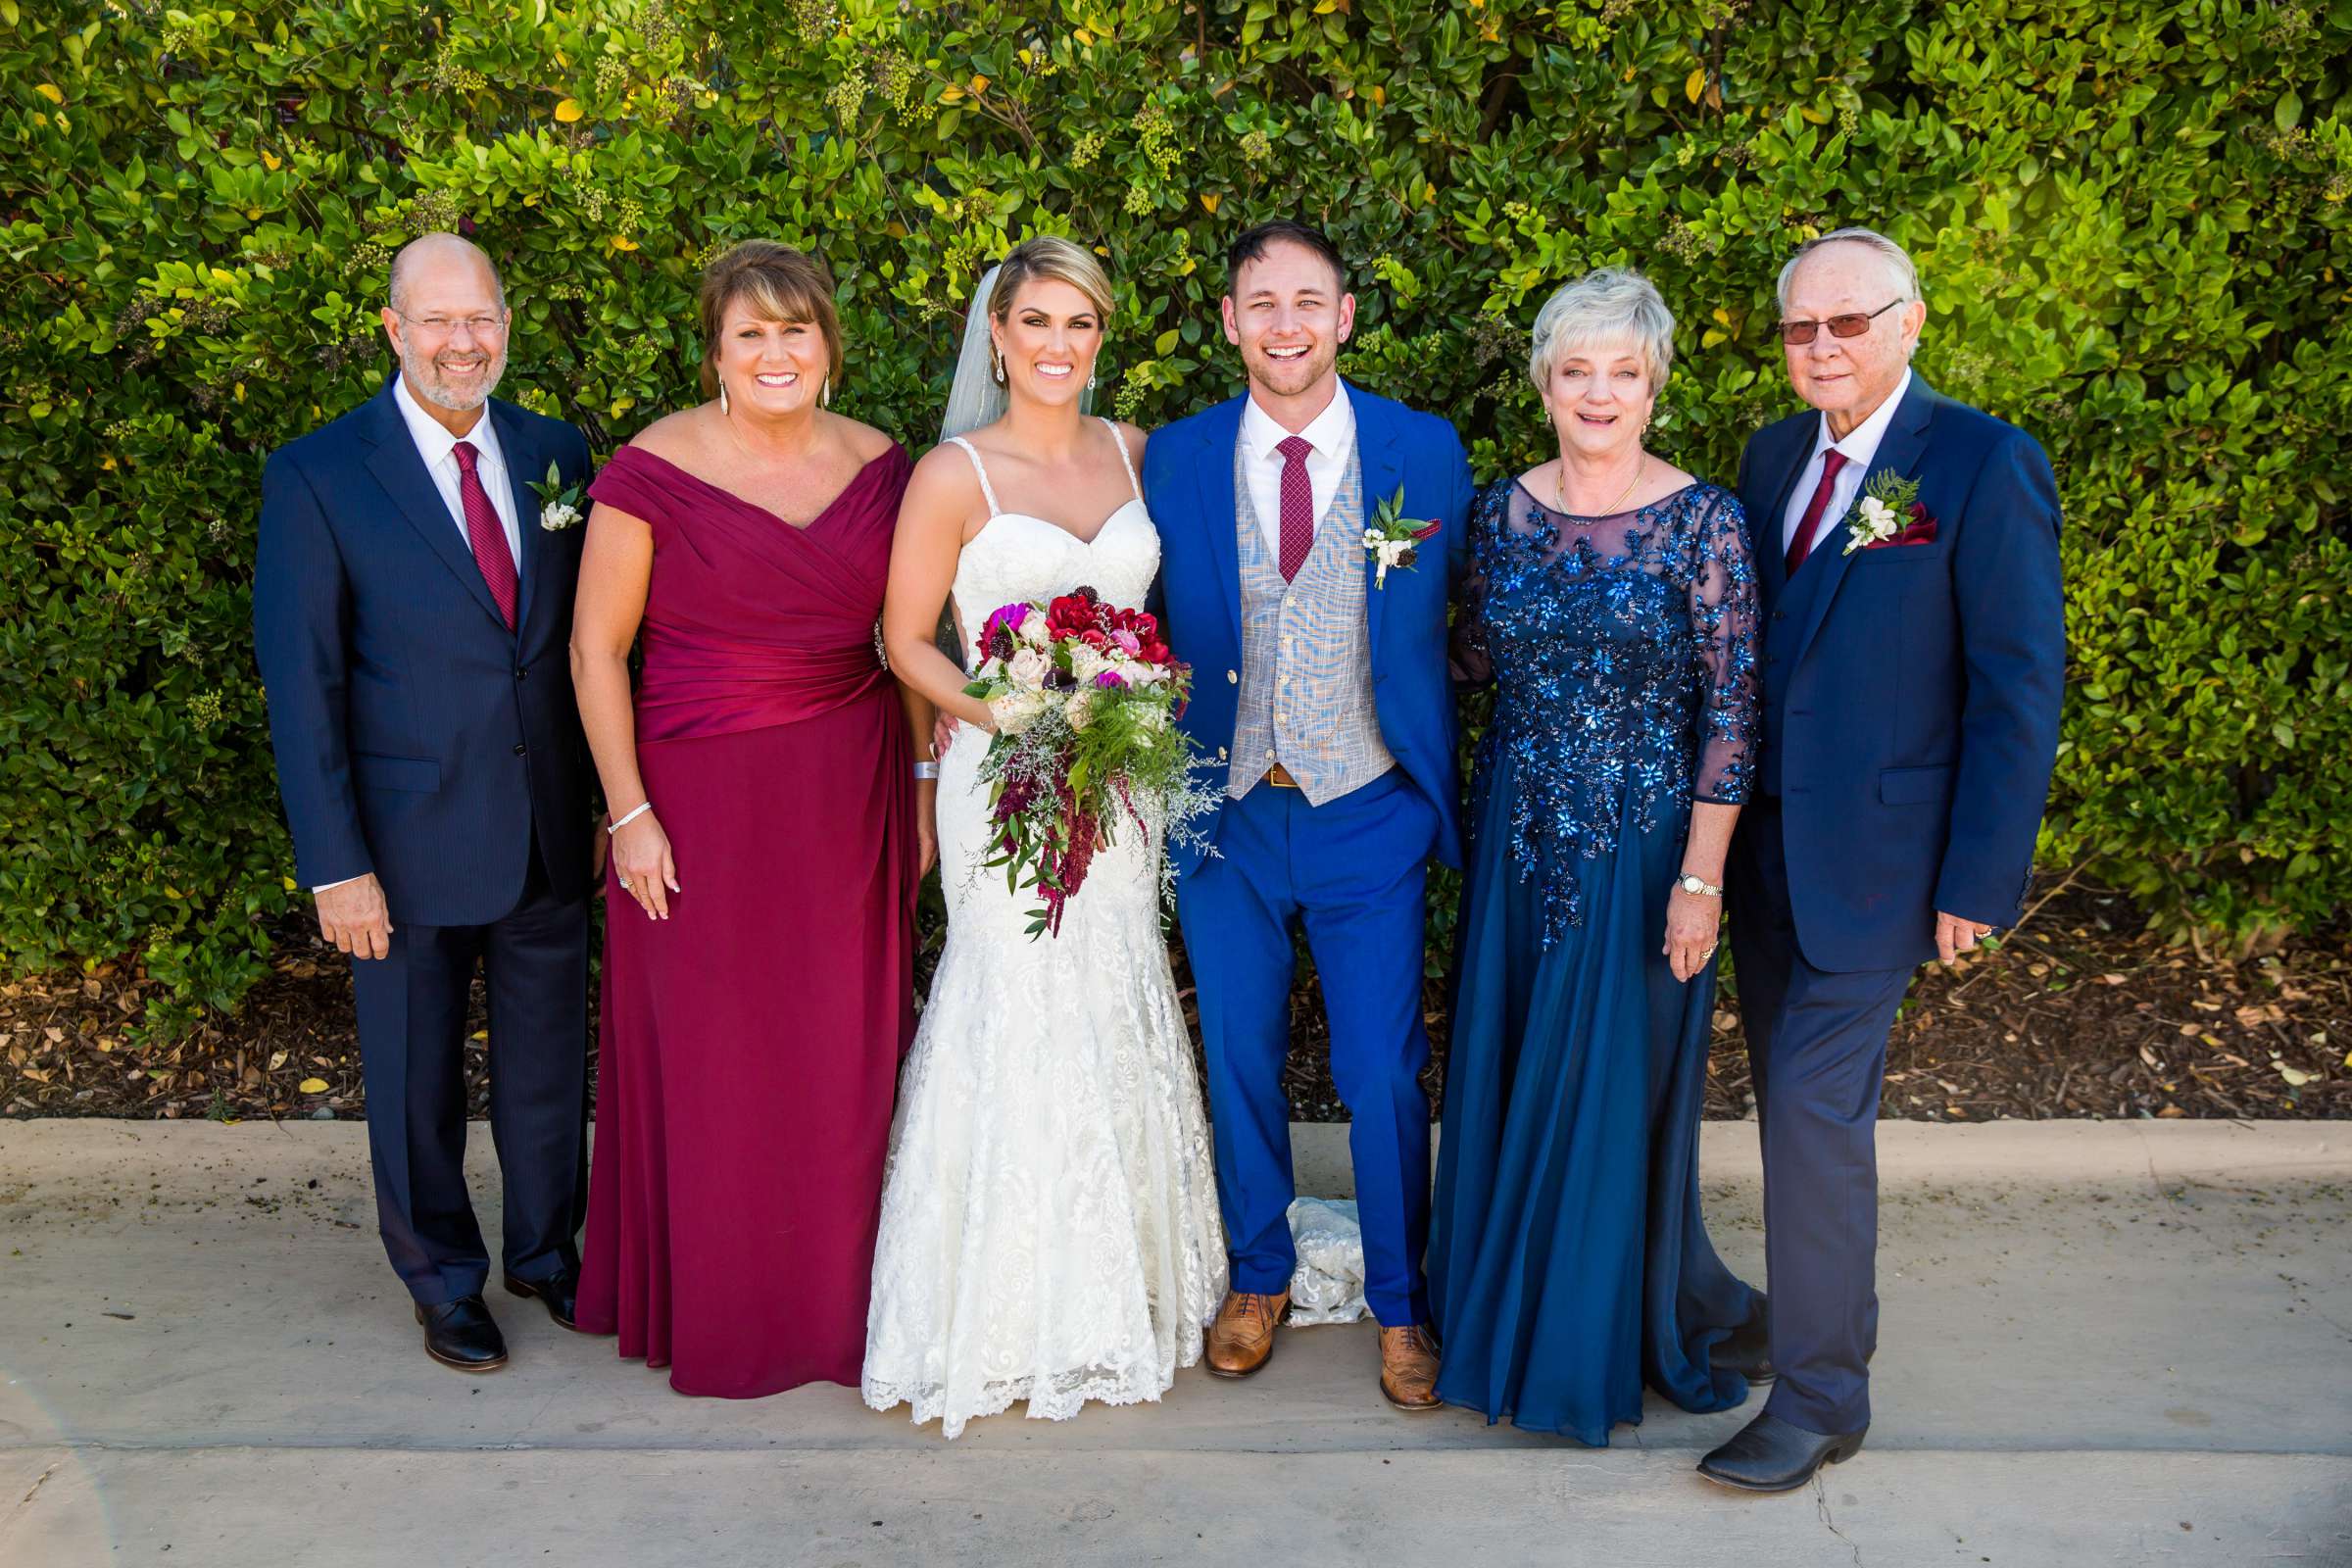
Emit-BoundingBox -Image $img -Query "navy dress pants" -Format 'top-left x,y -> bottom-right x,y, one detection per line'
1727,798 -> 1912,1435
350,842 -> 590,1306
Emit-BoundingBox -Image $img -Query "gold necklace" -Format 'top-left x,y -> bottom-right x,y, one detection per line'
1555,451 -> 1645,518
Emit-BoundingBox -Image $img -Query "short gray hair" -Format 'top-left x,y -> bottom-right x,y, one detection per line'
1775,227 -> 1921,315
1527,267 -> 1676,392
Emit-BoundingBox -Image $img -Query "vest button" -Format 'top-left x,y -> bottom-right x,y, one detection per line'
513,743 -> 526,756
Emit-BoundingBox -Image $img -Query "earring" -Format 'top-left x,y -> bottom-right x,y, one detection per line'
991,345 -> 1005,385
821,374 -> 833,409
1088,368 -> 1099,393
718,380 -> 729,416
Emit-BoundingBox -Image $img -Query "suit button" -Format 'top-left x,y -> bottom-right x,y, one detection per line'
514,665 -> 528,680
1217,747 -> 1228,761
1771,610 -> 1787,621
513,743 -> 526,756
1227,669 -> 1238,684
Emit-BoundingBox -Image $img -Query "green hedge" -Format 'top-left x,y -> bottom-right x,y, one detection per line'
2,0 -> 2346,1029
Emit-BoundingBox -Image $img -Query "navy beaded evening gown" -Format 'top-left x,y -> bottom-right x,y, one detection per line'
1428,475 -> 1762,1445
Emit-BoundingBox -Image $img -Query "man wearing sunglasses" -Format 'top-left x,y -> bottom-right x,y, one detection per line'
1703,228 -> 2065,1491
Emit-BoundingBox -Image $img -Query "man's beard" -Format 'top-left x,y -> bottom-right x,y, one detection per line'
404,347 -> 507,413
1246,341 -> 1336,400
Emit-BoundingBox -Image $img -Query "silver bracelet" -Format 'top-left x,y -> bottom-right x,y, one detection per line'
606,801 -> 654,834
913,760 -> 941,781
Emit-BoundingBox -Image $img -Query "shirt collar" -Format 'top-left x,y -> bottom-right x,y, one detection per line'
1242,381 -> 1355,464
1812,367 -> 1912,468
393,372 -> 500,472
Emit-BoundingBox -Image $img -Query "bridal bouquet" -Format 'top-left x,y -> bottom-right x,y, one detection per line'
962,588 -> 1213,937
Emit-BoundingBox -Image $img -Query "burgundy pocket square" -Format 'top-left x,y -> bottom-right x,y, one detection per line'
1866,510 -> 1938,549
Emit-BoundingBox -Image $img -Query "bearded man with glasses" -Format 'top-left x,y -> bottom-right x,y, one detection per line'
254,232 -> 599,1375
1700,228 -> 2066,1491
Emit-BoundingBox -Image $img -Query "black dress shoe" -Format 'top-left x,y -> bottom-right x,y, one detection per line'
1697,1413 -> 1866,1493
504,1263 -> 588,1333
1709,1302 -> 1775,1385
415,1295 -> 508,1373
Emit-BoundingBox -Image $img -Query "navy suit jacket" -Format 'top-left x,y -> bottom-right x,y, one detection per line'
1737,375 -> 2065,972
253,378 -> 597,926
1144,381 -> 1475,874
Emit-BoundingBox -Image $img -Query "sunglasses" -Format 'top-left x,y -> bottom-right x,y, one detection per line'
1777,298 -> 1903,346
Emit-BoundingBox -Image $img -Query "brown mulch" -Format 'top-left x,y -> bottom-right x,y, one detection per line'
3,891 -> 2345,1124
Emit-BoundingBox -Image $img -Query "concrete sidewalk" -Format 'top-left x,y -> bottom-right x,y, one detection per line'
1,1119 -> 2346,1566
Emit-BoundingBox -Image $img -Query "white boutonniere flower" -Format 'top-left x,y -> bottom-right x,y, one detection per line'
529,460 -> 587,532
1364,486 -> 1443,589
1842,469 -> 1923,555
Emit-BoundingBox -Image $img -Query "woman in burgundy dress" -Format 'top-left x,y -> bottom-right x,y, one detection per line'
569,241 -> 929,1396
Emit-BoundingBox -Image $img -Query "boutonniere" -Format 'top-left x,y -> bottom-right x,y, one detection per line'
530,459 -> 586,532
1841,469 -> 1936,554
1363,486 -> 1443,589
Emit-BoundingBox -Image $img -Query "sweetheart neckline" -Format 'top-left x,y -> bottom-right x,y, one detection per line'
968,497 -> 1152,551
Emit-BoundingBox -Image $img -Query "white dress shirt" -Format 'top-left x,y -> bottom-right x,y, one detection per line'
394,372 -> 524,572
1240,385 -> 1356,556
314,380 -> 524,897
1781,367 -> 1913,560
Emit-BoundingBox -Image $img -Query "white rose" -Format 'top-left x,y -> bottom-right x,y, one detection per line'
1006,647 -> 1053,688
1065,689 -> 1098,731
989,690 -> 1049,736
1017,611 -> 1051,648
1069,644 -> 1112,682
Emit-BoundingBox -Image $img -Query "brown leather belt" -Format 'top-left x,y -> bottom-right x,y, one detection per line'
1264,762 -> 1301,789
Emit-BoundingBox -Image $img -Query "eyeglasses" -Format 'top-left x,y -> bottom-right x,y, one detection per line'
1776,298 -> 1903,346
395,310 -> 510,340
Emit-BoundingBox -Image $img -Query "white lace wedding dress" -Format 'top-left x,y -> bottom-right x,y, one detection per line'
861,420 -> 1226,1440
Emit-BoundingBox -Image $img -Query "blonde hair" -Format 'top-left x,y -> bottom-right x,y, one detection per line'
1528,267 -> 1677,392
988,235 -> 1114,325
697,241 -> 843,399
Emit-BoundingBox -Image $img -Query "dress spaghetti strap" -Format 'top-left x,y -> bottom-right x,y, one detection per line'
945,435 -> 1003,518
1100,416 -> 1142,502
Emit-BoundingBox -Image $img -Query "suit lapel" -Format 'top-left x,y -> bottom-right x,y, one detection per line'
1783,378 -> 1939,668
1193,396 -> 1247,648
358,381 -> 510,632
1348,382 -> 1401,662
492,402 -> 550,641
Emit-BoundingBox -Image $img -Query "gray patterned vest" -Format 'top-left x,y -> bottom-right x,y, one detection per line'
1227,439 -> 1394,803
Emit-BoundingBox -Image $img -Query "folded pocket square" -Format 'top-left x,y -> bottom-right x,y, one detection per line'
1865,513 -> 1938,549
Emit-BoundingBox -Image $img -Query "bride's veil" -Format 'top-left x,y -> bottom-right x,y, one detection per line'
939,265 -> 1007,442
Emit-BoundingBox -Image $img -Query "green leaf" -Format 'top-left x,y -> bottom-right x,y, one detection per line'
2275,90 -> 2302,132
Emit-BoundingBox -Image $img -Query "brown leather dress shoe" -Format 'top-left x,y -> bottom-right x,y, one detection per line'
1379,1324 -> 1443,1411
1204,1289 -> 1290,1379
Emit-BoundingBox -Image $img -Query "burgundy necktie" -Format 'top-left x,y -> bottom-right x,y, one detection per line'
1275,435 -> 1315,582
451,439 -> 518,630
1783,447 -> 1849,577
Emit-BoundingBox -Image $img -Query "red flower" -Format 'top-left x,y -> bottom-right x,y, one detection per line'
1046,589 -> 1104,640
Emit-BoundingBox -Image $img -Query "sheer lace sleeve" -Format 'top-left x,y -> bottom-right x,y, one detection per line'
1447,480 -> 1505,688
1687,488 -> 1759,805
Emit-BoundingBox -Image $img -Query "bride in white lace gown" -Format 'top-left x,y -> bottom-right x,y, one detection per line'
869,239 -> 1225,1440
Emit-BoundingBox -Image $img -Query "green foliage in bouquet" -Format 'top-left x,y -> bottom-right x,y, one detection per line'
1,0 -> 2345,1027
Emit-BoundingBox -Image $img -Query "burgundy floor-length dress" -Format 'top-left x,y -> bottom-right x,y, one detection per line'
575,440 -> 917,1397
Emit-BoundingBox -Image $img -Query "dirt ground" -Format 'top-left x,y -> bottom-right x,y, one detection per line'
3,890 -> 2344,1125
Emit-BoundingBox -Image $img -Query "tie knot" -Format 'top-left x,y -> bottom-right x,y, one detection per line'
452,439 -> 479,473
1276,435 -> 1312,465
1821,447 -> 1850,478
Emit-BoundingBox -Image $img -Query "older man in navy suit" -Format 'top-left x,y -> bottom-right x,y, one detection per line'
1702,229 -> 2065,1490
254,233 -> 597,1373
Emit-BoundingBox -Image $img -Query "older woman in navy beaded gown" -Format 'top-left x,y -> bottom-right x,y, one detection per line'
1428,269 -> 1767,1445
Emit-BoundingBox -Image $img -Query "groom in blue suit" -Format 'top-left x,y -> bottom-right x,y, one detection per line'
254,234 -> 597,1374
1703,230 -> 2065,1489
1145,222 -> 1472,1410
